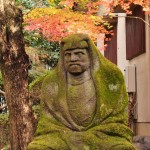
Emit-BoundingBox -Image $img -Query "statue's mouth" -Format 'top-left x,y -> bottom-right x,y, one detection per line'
69,63 -> 81,66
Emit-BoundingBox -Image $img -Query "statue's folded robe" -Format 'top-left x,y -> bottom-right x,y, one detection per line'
28,113 -> 135,150
28,34 -> 136,150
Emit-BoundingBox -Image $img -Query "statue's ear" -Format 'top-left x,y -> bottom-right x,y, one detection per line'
85,38 -> 89,42
83,38 -> 89,47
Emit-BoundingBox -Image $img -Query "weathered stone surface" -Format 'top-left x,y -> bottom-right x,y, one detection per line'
28,34 -> 136,150
144,136 -> 150,143
133,136 -> 145,143
134,136 -> 150,150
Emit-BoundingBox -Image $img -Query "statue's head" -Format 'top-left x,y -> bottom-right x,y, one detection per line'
58,33 -> 101,80
60,34 -> 94,76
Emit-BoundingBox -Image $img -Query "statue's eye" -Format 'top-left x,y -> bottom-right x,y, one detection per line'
75,51 -> 85,55
64,52 -> 71,56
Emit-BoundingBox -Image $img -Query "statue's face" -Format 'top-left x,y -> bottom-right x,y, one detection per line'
64,48 -> 90,75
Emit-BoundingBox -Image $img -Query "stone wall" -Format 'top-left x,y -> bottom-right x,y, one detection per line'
134,136 -> 150,150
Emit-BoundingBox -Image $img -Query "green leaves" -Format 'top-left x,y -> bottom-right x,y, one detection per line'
15,0 -> 50,10
24,30 -> 60,68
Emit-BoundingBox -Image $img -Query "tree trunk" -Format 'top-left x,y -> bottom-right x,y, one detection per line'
0,1 -> 34,150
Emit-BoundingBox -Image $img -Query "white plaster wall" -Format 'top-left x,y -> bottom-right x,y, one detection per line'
117,14 -> 150,124
136,123 -> 150,135
126,15 -> 150,122
128,53 -> 150,122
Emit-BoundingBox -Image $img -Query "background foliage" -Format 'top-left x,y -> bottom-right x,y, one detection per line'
15,0 -> 50,9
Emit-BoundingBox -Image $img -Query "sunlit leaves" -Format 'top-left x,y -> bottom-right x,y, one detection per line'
24,7 -> 60,19
58,0 -> 89,11
86,0 -> 150,14
24,0 -> 150,45
47,0 -> 61,7
24,7 -> 108,42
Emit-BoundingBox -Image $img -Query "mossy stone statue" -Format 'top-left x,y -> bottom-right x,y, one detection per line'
28,34 -> 136,150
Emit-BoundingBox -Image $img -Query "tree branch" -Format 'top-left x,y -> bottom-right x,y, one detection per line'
0,89 -> 5,96
0,0 -> 4,12
126,16 -> 150,27
108,14 -> 150,28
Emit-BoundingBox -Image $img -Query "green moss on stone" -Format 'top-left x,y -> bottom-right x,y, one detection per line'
27,34 -> 136,150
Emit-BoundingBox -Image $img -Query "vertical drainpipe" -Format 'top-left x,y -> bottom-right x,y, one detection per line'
146,14 -> 150,123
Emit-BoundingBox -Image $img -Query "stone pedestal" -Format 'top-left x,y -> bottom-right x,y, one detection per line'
134,136 -> 150,150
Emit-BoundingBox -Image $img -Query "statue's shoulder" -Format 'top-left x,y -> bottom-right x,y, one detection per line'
42,70 -> 59,97
42,70 -> 58,84
99,55 -> 125,84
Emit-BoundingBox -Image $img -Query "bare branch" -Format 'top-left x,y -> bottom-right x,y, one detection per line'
108,14 -> 150,28
0,0 -> 4,12
0,89 -> 5,96
126,16 -> 150,27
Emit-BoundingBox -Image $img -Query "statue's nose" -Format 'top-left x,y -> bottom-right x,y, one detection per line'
70,54 -> 78,61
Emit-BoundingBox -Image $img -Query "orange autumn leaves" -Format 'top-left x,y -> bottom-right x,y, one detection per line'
24,0 -> 150,42
24,7 -> 109,42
